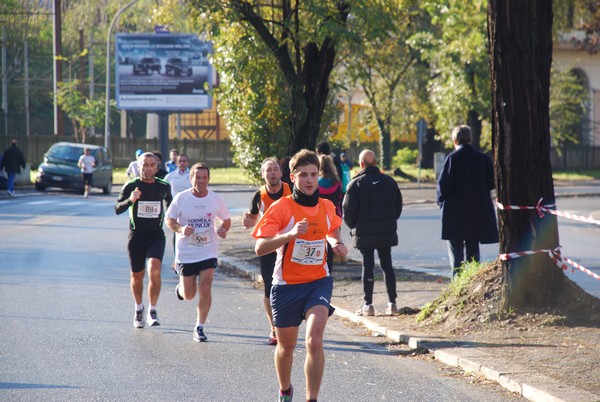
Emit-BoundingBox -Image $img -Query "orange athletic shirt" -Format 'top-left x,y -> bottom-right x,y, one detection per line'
259,182 -> 291,214
251,196 -> 342,285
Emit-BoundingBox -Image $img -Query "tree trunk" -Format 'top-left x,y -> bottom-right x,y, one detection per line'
488,0 -> 565,309
467,110 -> 482,150
288,41 -> 337,155
377,117 -> 392,170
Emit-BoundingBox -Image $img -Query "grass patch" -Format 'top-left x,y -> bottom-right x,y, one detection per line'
416,260 -> 484,323
112,166 -> 254,185
553,170 -> 600,181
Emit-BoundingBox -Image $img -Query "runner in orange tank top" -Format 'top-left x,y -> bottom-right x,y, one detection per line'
242,157 -> 292,345
252,149 -> 347,402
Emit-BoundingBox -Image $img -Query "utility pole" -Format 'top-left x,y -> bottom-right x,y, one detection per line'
2,27 -> 7,136
53,0 -> 64,136
104,0 -> 139,149
24,40 -> 30,136
89,30 -> 95,137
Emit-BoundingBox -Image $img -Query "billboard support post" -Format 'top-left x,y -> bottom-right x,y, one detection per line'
159,113 -> 170,168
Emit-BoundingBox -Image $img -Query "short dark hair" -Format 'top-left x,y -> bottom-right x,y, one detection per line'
290,149 -> 320,172
316,141 -> 331,155
452,125 -> 472,145
190,162 -> 210,178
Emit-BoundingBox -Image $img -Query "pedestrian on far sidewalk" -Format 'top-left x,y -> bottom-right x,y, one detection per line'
0,139 -> 26,196
436,125 -> 498,278
114,152 -> 173,329
78,148 -> 96,198
166,162 -> 231,342
342,149 -> 403,316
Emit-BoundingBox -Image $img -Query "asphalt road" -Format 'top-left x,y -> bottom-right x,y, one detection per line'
0,192 -> 519,401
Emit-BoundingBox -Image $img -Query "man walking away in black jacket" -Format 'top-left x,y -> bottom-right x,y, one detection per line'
342,149 -> 403,316
0,139 -> 26,196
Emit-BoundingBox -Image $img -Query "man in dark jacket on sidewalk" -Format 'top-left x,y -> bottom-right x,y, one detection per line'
342,149 -> 403,316
436,125 -> 498,278
0,139 -> 26,196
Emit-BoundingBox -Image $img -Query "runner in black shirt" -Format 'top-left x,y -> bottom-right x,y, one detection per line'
115,152 -> 173,328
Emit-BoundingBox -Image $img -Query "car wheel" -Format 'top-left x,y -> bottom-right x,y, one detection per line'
35,183 -> 46,192
102,181 -> 112,195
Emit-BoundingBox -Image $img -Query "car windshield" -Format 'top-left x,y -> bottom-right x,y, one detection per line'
47,145 -> 85,164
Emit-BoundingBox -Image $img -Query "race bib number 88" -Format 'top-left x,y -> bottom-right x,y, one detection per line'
137,201 -> 160,218
291,239 -> 325,265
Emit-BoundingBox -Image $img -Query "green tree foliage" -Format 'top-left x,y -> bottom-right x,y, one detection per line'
212,24 -> 292,182
1,0 -> 55,130
339,0 -> 422,169
410,0 -> 491,149
184,0 -> 361,156
56,79 -> 108,143
550,64 -> 588,148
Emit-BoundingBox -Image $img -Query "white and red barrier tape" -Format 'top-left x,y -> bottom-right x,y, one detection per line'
499,247 -> 600,281
497,199 -> 600,280
496,198 -> 600,225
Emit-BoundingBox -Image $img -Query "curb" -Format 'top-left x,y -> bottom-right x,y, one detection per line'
218,255 -> 599,402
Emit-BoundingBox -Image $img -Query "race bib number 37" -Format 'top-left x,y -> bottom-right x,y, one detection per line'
137,201 -> 161,218
291,239 -> 325,265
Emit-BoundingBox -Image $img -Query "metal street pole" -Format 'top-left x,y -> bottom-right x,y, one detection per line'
104,0 -> 138,149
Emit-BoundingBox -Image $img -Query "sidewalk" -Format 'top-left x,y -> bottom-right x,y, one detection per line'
218,181 -> 600,402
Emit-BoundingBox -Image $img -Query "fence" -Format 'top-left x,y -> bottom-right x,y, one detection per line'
0,135 -> 235,169
549,145 -> 600,170
2,135 -> 600,171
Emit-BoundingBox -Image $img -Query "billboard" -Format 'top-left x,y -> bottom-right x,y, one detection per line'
115,34 -> 213,111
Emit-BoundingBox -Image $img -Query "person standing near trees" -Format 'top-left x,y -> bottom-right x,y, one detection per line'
252,149 -> 347,402
436,125 -> 498,278
114,152 -> 173,329
242,157 -> 292,345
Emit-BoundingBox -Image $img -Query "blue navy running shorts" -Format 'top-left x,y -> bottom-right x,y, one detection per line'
271,276 -> 335,328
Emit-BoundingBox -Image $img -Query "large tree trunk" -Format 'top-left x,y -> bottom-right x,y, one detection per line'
467,110 -> 482,150
488,0 -> 566,308
288,41 -> 337,154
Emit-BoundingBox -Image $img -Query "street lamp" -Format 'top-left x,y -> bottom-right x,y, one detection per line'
104,0 -> 138,149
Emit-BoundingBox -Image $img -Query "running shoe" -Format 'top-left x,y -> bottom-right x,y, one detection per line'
268,330 -> 277,345
385,303 -> 398,316
147,309 -> 160,326
175,283 -> 184,301
133,308 -> 145,328
355,304 -> 375,316
193,326 -> 208,342
278,384 -> 293,402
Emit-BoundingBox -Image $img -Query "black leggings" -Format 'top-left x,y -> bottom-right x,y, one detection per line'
360,247 -> 397,305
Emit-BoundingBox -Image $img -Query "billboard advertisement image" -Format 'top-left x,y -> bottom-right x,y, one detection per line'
115,34 -> 212,111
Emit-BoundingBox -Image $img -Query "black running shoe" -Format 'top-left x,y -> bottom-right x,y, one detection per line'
193,326 -> 207,342
175,283 -> 183,301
